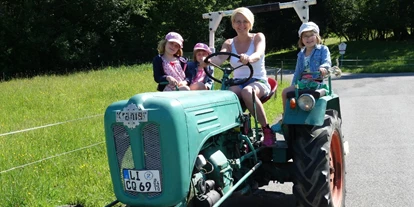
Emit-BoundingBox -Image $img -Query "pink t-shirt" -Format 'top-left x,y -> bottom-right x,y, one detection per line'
192,66 -> 206,83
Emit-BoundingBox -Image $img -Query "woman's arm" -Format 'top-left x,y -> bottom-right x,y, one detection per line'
237,33 -> 265,65
205,39 -> 232,66
249,32 -> 266,63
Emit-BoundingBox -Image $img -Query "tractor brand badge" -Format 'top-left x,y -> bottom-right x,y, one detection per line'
144,171 -> 154,180
116,103 -> 148,129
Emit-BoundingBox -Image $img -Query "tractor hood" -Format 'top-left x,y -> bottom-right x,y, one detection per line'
104,90 -> 243,206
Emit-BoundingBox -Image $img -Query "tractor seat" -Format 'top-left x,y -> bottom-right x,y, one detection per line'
260,77 -> 278,104
240,77 -> 278,112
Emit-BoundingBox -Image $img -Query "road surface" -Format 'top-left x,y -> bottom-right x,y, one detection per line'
223,72 -> 414,207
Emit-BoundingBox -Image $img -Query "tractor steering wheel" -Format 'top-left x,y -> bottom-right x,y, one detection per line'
203,52 -> 254,87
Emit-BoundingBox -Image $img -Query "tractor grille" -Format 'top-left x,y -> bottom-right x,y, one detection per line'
113,125 -> 138,197
142,123 -> 162,198
112,123 -> 162,198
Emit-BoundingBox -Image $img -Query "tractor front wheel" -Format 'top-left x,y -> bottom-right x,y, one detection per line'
291,110 -> 346,207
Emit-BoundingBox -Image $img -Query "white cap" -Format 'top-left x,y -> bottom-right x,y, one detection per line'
298,21 -> 320,37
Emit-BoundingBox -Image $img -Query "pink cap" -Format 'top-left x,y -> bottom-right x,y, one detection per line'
193,43 -> 212,55
165,32 -> 183,48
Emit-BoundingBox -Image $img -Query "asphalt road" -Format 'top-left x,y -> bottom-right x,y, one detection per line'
223,72 -> 414,207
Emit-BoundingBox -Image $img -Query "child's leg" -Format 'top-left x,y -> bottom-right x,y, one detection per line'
189,82 -> 207,90
178,85 -> 190,91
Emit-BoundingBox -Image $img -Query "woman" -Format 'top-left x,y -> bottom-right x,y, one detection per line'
206,7 -> 275,146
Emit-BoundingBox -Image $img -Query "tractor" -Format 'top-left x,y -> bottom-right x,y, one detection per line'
104,0 -> 348,206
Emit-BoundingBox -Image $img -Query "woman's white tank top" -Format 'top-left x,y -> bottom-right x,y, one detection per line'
229,35 -> 266,80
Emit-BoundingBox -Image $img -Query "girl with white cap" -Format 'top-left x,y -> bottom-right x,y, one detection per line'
281,21 -> 331,111
187,43 -> 214,90
153,31 -> 191,91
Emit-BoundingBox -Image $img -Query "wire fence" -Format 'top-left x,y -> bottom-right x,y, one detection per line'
0,114 -> 104,174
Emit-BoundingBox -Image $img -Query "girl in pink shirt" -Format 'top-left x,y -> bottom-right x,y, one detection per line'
188,43 -> 214,90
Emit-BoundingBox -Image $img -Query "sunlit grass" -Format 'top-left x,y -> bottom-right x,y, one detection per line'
0,63 -> 288,206
0,64 -> 155,207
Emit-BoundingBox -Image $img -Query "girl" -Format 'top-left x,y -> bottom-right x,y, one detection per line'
153,32 -> 190,91
281,22 -> 331,111
188,43 -> 214,90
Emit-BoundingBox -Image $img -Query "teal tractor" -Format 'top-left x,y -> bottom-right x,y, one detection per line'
104,1 -> 348,207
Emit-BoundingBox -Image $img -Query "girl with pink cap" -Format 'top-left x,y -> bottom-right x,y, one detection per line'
187,43 -> 214,90
153,32 -> 191,91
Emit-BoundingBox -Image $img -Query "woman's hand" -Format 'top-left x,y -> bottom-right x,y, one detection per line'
239,53 -> 250,65
199,57 -> 209,68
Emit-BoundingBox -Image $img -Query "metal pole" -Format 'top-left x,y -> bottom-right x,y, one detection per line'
105,200 -> 119,207
212,161 -> 263,207
202,0 -> 317,48
281,61 -> 284,82
252,91 -> 259,142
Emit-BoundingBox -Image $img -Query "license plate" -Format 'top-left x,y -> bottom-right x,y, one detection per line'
116,110 -> 148,122
123,169 -> 161,192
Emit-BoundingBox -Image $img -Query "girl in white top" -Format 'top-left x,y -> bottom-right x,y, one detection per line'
206,7 -> 275,147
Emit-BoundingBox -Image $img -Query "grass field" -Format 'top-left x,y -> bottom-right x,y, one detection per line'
0,64 -> 286,206
0,66 -> 156,206
1,38 -> 413,206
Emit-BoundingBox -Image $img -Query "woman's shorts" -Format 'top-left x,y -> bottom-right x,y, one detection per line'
235,78 -> 271,96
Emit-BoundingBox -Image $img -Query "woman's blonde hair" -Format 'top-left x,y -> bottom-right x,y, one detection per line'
231,7 -> 254,31
297,31 -> 322,48
157,39 -> 183,56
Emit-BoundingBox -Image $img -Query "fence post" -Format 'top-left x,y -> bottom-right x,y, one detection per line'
281,61 -> 283,82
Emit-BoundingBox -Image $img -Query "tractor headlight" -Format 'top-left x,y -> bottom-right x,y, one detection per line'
298,94 -> 315,111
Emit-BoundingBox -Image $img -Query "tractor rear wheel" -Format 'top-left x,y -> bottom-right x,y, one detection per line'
291,110 -> 345,207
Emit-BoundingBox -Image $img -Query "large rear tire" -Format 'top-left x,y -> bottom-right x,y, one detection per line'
291,110 -> 346,207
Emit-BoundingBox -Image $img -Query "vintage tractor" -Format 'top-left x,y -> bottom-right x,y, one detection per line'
103,1 -> 348,207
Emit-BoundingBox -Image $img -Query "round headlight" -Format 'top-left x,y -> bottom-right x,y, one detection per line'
298,94 -> 315,111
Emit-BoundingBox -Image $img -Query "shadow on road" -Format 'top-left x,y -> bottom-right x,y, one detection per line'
222,190 -> 296,207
